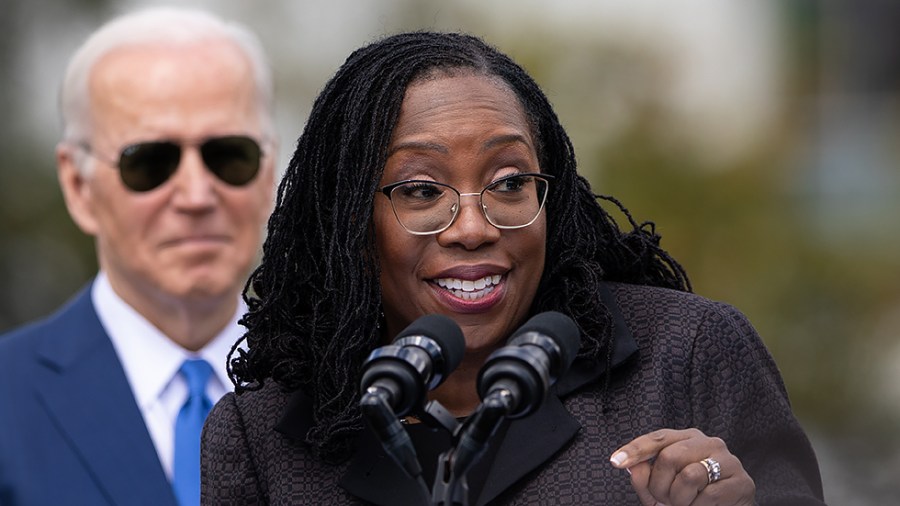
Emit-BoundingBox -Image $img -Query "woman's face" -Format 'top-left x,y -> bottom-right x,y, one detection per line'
374,73 -> 547,354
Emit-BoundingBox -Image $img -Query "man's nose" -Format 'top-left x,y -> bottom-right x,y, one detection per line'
170,147 -> 217,210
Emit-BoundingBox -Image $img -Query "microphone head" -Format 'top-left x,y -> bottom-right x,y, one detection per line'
394,314 -> 465,387
511,311 -> 581,376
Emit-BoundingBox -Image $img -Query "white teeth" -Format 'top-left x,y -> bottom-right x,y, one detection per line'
435,274 -> 502,300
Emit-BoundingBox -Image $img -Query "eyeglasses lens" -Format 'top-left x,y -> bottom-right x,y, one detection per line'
388,175 -> 549,234
482,176 -> 546,228
117,136 -> 262,192
200,136 -> 262,186
389,182 -> 455,234
119,142 -> 181,192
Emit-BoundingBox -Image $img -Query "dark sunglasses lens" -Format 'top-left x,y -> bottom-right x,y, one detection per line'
200,136 -> 262,186
118,142 -> 181,192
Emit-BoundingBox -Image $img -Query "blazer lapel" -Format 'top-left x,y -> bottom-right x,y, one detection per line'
471,283 -> 640,504
33,287 -> 177,506
278,391 -> 428,505
339,427 -> 436,505
474,394 -> 580,505
332,394 -> 580,506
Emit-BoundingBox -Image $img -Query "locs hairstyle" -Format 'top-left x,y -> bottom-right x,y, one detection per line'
229,31 -> 689,462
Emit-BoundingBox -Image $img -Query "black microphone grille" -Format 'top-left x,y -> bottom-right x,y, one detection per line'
511,311 -> 581,372
395,314 -> 465,375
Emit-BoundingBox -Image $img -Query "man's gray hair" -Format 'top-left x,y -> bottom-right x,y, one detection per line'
60,7 -> 275,152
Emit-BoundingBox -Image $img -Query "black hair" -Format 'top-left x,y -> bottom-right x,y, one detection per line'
228,31 -> 689,463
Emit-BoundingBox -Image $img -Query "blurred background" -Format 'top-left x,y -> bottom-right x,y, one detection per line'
1,0 -> 897,503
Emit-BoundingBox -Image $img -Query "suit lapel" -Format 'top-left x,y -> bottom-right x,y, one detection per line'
474,394 -> 580,505
339,427 -> 435,505
279,390 -> 429,505
33,287 -> 178,506
333,394 -> 580,506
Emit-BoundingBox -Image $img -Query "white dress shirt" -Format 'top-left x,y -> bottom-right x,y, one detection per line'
92,272 -> 246,479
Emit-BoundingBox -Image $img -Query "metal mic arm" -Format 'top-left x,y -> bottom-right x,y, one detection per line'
416,399 -> 461,434
360,385 -> 424,480
360,386 -> 433,505
432,386 -> 515,506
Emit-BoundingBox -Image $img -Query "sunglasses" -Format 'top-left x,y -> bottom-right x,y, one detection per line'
81,135 -> 263,192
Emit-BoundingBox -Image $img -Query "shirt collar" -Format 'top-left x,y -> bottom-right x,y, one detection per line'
92,271 -> 245,410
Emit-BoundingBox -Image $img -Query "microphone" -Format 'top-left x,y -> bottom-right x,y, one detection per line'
359,314 -> 465,485
437,311 -> 581,503
476,311 -> 580,419
360,313 -> 465,416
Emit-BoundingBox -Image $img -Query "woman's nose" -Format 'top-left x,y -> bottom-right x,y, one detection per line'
436,194 -> 500,249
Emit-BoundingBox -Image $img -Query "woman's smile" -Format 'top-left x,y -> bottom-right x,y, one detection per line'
434,273 -> 502,299
430,272 -> 506,312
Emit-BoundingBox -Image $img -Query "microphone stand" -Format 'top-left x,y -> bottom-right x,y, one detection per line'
432,388 -> 515,506
360,387 -> 513,506
361,390 -> 472,505
359,387 -> 432,504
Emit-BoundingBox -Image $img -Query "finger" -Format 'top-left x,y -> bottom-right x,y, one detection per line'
609,428 -> 703,469
690,454 -> 756,506
646,435 -> 714,502
692,479 -> 756,506
666,460 -> 708,506
626,461 -> 659,506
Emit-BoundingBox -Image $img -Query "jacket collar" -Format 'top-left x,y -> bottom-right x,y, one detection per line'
34,284 -> 178,506
555,282 -> 639,397
276,283 -> 638,505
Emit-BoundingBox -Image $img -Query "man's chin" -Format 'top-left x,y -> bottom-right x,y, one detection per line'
163,277 -> 241,304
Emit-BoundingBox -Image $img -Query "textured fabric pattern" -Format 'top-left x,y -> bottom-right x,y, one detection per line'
202,283 -> 825,505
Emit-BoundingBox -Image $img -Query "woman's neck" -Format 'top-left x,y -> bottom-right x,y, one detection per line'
427,348 -> 495,417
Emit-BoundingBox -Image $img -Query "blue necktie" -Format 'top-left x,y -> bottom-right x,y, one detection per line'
172,359 -> 213,506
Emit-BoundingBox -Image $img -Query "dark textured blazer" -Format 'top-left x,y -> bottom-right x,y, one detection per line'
0,285 -> 179,506
202,282 -> 826,505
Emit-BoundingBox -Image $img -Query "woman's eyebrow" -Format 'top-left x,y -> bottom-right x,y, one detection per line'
481,133 -> 531,153
387,140 -> 448,157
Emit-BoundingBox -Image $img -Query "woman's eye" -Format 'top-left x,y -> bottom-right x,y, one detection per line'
493,175 -> 528,193
400,182 -> 443,200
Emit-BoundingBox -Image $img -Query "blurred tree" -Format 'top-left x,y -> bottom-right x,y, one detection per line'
0,0 -> 107,332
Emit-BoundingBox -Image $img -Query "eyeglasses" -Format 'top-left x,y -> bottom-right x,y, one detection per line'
379,173 -> 553,235
79,135 -> 263,192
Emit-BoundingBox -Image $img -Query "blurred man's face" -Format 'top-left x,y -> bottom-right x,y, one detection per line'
62,40 -> 274,318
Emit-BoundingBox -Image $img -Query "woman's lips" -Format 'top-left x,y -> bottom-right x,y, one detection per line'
430,274 -> 505,313
434,274 -> 501,300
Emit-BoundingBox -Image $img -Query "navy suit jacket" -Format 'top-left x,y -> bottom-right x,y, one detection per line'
0,284 -> 179,506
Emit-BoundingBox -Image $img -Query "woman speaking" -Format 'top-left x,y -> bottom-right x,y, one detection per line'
202,31 -> 825,506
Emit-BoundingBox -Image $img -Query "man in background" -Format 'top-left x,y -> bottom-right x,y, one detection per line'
0,7 -> 276,505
